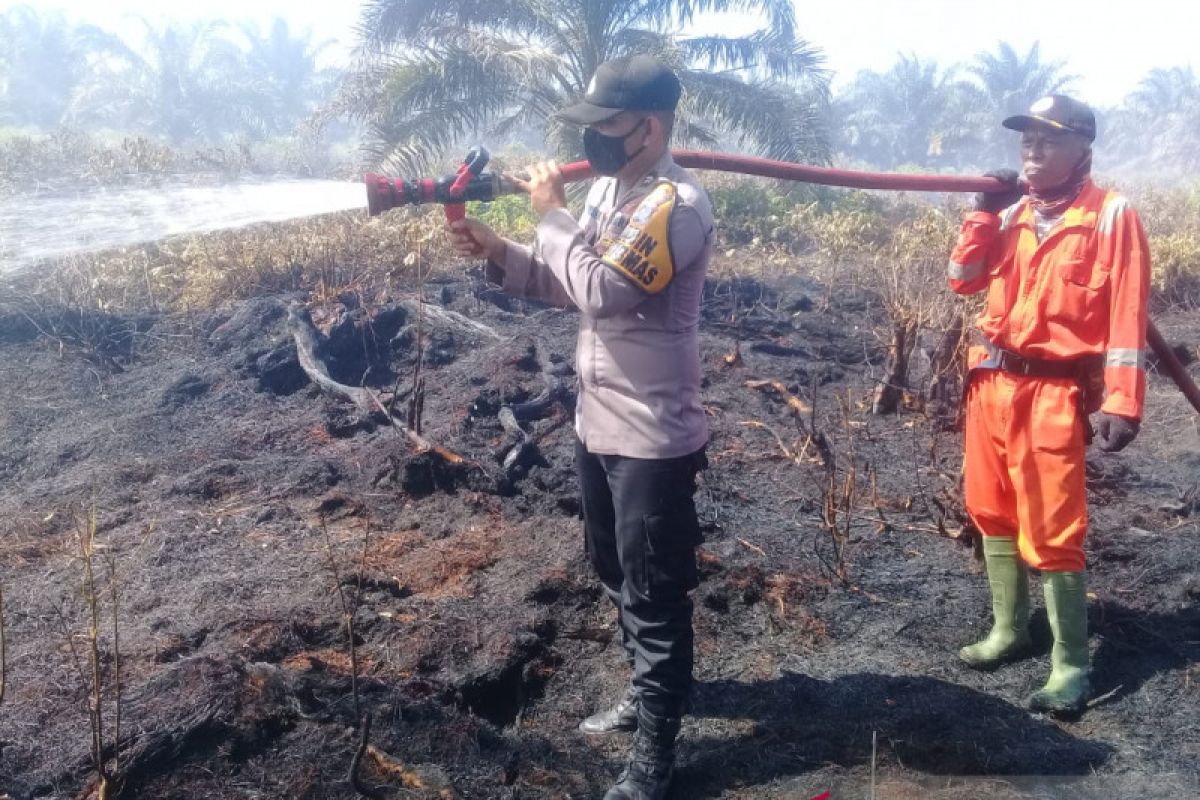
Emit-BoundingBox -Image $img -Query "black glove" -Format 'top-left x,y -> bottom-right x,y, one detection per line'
974,169 -> 1023,214
1094,413 -> 1140,452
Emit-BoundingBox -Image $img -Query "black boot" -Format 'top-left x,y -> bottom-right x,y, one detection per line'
579,684 -> 640,735
603,707 -> 681,800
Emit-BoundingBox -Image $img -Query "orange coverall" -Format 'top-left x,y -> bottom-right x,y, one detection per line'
947,180 -> 1150,571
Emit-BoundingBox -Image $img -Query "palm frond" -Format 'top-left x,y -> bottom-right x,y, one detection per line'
365,90 -> 522,175
680,31 -> 826,83
358,0 -> 558,50
608,27 -> 675,60
356,45 -> 558,172
680,68 -> 829,163
340,0 -> 830,170
667,0 -> 795,34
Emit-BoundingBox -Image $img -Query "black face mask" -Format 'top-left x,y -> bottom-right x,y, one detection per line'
583,118 -> 647,177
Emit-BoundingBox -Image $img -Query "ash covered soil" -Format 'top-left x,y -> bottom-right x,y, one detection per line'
1,272 -> 1198,800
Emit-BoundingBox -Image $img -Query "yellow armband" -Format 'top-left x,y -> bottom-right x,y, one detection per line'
600,181 -> 676,294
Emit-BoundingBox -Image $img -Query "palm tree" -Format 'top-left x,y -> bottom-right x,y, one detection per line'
0,5 -> 123,128
238,19 -> 338,136
335,0 -> 830,174
834,54 -> 978,170
73,19 -> 260,143
1128,66 -> 1199,115
1105,66 -> 1200,176
966,41 -> 1076,163
969,41 -> 1076,118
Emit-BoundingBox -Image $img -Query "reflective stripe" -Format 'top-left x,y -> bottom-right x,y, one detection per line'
999,200 -> 1024,232
1098,196 -> 1129,235
1106,348 -> 1145,369
948,259 -> 985,282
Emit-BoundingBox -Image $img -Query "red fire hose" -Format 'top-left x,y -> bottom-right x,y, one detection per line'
364,148 -> 1200,417
562,150 -> 1008,193
1148,323 -> 1200,416
365,148 -> 1007,213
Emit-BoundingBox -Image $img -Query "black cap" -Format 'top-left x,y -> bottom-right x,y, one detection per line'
1003,94 -> 1096,142
557,55 -> 681,126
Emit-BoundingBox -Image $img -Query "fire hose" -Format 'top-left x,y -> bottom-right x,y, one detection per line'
364,147 -> 1200,417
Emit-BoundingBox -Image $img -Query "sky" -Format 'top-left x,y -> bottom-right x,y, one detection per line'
10,0 -> 1198,108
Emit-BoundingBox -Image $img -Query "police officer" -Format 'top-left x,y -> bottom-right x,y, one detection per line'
448,54 -> 713,799
948,95 -> 1150,716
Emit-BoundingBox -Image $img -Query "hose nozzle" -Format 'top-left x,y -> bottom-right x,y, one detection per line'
363,171 -> 512,216
365,146 -> 508,217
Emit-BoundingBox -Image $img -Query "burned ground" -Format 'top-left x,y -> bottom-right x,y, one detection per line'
0,272 -> 1197,799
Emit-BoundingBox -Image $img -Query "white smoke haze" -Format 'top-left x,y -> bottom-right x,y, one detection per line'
2,0 -> 1197,265
14,0 -> 1197,107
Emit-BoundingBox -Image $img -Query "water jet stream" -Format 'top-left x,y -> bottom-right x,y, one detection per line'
0,179 -> 366,273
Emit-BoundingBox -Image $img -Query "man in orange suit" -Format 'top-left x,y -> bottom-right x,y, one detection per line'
947,94 -> 1150,715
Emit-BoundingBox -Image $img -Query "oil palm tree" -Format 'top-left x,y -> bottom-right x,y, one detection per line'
1105,66 -> 1200,175
967,41 -> 1077,164
834,54 -> 978,170
238,18 -> 338,136
73,19 -> 260,143
969,41 -> 1076,118
335,0 -> 830,174
1128,66 -> 1199,114
0,5 -> 123,128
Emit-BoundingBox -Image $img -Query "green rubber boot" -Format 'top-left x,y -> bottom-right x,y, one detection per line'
1028,571 -> 1091,716
959,536 -> 1032,669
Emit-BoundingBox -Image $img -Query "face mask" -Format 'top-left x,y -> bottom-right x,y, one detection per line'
583,118 -> 647,177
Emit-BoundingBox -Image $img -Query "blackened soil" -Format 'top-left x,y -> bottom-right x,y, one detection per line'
1,274 -> 1197,800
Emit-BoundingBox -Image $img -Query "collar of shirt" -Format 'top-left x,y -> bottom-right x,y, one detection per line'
613,149 -> 675,207
1013,179 -> 1099,233
1033,210 -> 1063,243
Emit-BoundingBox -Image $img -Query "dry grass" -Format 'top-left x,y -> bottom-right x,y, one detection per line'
13,206 -> 455,314
0,582 -> 6,709
0,129 -> 354,190
0,513 -> 70,568
281,647 -> 381,677
365,525 -> 505,599
1118,184 -> 1200,308
1,130 -> 178,189
47,507 -> 124,800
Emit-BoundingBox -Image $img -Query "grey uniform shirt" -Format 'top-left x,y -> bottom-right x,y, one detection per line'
487,150 -> 714,459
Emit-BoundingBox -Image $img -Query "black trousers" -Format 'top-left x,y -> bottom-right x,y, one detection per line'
576,439 -> 706,718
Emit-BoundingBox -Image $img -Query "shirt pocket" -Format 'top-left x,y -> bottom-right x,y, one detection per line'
1056,233 -> 1106,290
1048,234 -> 1108,320
1059,256 -> 1108,290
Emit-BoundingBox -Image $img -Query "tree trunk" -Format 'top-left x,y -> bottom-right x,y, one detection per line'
872,318 -> 915,415
927,315 -> 966,430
